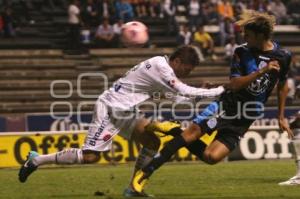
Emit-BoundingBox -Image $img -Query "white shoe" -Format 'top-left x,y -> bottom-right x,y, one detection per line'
278,175 -> 300,186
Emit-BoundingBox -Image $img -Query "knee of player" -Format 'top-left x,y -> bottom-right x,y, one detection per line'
203,151 -> 221,165
151,135 -> 161,150
82,151 -> 100,163
135,119 -> 151,134
143,134 -> 161,150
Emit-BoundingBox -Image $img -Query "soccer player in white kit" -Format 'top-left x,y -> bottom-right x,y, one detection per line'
279,111 -> 300,186
18,46 -> 225,192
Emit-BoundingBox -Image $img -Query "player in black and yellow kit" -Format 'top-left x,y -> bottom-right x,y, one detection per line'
131,10 -> 295,194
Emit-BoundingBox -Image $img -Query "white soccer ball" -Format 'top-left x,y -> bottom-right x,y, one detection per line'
121,21 -> 149,47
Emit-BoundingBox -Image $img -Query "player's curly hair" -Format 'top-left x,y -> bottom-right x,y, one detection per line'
236,10 -> 276,39
169,45 -> 200,66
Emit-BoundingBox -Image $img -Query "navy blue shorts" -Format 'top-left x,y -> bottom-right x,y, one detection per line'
193,101 -> 253,151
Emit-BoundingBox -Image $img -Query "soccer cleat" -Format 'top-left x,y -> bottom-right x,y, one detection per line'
132,170 -> 149,193
18,151 -> 39,183
278,175 -> 300,186
123,188 -> 154,197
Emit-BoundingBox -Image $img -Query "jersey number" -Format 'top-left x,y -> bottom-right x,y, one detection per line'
114,83 -> 122,92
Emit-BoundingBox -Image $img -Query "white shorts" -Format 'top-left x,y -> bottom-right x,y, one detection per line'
82,100 -> 145,151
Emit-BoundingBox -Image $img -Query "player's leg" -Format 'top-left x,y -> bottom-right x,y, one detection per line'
146,122 -> 203,169
201,128 -> 239,165
201,140 -> 230,165
142,120 -> 220,161
123,118 -> 160,197
130,122 -> 205,192
138,104 -> 220,176
279,129 -> 300,186
18,101 -> 113,183
131,102 -> 220,192
131,120 -> 161,175
125,120 -> 217,196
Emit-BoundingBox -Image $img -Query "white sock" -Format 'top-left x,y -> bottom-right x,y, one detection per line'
32,148 -> 83,166
293,139 -> 300,176
32,153 -> 56,166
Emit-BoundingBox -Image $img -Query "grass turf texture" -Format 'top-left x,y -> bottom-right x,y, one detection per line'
1,160 -> 300,199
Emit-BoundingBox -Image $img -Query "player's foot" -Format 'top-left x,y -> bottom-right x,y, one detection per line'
278,175 -> 300,186
18,151 -> 39,183
132,170 -> 151,193
123,187 -> 154,197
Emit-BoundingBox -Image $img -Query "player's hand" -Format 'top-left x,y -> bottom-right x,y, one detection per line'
260,60 -> 280,74
223,82 -> 232,90
278,118 -> 294,139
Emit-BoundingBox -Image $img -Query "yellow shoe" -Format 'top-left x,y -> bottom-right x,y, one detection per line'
132,170 -> 148,193
145,121 -> 181,134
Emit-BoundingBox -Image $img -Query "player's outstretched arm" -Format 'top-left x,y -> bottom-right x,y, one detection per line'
171,80 -> 225,98
229,60 -> 280,92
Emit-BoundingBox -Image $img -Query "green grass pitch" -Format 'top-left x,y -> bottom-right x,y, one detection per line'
1,160 -> 300,199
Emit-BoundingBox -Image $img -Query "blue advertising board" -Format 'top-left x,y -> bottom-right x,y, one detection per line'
26,113 -> 92,131
26,108 -> 299,131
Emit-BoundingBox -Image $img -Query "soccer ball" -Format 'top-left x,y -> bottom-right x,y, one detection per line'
121,21 -> 149,47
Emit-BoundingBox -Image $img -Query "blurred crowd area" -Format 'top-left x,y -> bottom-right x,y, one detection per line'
0,0 -> 299,39
0,0 -> 298,106
0,0 -> 299,99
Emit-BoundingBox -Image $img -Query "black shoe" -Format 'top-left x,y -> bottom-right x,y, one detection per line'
18,151 -> 39,183
123,187 -> 154,197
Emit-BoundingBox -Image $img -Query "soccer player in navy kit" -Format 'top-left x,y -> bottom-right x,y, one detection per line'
132,10 -> 295,193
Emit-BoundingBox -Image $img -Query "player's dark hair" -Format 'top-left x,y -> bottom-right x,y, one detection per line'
236,10 -> 275,39
169,45 -> 200,66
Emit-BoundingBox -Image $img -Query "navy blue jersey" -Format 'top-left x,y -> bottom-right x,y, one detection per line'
220,42 -> 291,120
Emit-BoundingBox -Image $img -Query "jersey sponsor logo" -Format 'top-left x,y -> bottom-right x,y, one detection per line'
102,134 -> 112,142
90,115 -> 110,146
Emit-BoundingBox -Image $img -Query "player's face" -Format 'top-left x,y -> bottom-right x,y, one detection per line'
244,29 -> 264,48
172,58 -> 194,77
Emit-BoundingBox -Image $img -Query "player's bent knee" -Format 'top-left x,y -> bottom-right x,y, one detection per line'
82,150 -> 100,164
142,133 -> 161,150
151,135 -> 161,150
202,151 -> 222,165
135,118 -> 151,135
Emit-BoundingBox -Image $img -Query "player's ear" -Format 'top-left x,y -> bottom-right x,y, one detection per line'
174,58 -> 181,65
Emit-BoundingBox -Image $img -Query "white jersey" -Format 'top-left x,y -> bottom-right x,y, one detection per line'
99,56 -> 224,110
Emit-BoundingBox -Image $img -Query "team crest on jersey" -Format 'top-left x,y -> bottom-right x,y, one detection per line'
207,117 -> 217,129
258,60 -> 268,69
247,73 -> 270,96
